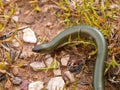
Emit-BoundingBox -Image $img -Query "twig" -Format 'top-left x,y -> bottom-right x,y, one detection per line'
0,70 -> 14,78
0,43 -> 10,52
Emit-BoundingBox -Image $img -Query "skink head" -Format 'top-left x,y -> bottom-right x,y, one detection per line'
32,44 -> 53,53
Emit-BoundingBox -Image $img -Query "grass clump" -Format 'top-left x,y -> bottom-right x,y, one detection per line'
53,0 -> 120,73
55,0 -> 117,38
0,0 -> 19,70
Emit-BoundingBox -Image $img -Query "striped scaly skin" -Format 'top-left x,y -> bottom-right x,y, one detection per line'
32,25 -> 107,90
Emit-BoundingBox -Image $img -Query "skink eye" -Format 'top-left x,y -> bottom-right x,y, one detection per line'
32,45 -> 41,52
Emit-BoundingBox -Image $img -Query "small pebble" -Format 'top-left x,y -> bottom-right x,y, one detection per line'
64,71 -> 75,82
30,61 -> 46,71
61,54 -> 70,66
53,69 -> 62,76
23,28 -> 37,43
45,54 -> 53,67
79,81 -> 89,85
15,10 -> 21,15
12,76 -> 22,85
46,77 -> 65,90
12,16 -> 19,22
28,81 -> 44,90
19,52 -> 27,59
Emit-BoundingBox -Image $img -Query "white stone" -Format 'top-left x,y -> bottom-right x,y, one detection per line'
23,28 -> 37,43
15,10 -> 21,15
46,77 -> 65,90
53,69 -> 62,76
12,16 -> 19,22
28,81 -> 44,90
45,54 -> 53,67
30,61 -> 46,71
61,54 -> 70,66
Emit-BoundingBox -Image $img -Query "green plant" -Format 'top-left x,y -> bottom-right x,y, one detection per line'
55,0 -> 120,77
56,0 -> 114,37
29,0 -> 41,12
105,55 -> 120,73
32,58 -> 58,71
0,1 -> 17,32
0,0 -> 19,71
